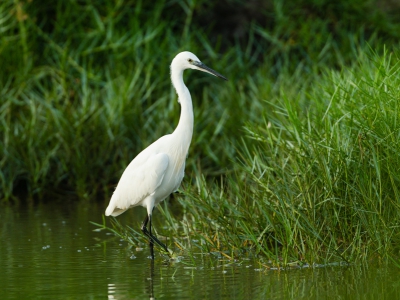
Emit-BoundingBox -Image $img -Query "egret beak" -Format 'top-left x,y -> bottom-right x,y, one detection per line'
194,61 -> 228,81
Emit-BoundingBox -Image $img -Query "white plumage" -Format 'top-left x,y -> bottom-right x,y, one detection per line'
105,51 -> 227,258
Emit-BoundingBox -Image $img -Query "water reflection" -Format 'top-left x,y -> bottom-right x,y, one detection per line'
1,201 -> 400,299
148,260 -> 155,300
106,255 -> 157,299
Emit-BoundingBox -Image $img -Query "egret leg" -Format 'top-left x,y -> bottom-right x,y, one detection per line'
141,214 -> 169,257
141,215 -> 153,258
148,215 -> 155,259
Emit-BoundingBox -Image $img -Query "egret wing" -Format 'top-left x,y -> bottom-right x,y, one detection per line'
105,152 -> 169,216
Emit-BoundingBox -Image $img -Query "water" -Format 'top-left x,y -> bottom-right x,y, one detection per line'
1,201 -> 400,299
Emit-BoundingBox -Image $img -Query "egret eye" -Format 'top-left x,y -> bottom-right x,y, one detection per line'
188,58 -> 193,63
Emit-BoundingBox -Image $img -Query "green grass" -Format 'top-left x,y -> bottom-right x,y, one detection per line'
163,49 -> 400,266
2,0 -> 400,265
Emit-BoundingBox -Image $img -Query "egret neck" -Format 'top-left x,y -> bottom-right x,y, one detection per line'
171,68 -> 194,151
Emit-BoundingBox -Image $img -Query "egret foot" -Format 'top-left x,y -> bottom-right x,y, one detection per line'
141,214 -> 170,259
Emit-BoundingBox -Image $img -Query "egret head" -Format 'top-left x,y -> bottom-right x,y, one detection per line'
171,51 -> 227,81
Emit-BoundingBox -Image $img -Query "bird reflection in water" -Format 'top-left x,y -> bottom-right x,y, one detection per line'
106,259 -> 157,299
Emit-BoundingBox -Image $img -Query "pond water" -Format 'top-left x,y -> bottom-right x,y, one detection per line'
1,201 -> 400,299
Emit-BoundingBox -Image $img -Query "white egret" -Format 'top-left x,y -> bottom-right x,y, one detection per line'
105,51 -> 227,258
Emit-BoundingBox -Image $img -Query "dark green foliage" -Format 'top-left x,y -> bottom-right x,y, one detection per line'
2,0 -> 400,264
